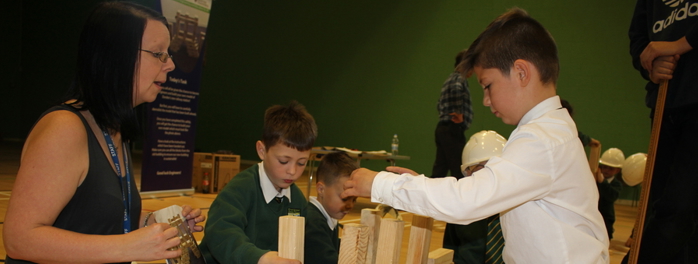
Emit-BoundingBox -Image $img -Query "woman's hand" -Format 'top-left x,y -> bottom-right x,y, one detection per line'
127,223 -> 181,261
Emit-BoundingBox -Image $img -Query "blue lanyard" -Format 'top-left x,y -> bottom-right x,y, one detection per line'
102,130 -> 132,234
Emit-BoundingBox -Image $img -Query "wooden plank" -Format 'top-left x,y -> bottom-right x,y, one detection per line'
278,215 -> 305,263
405,215 -> 434,264
338,223 -> 370,264
588,141 -> 601,175
628,80 -> 668,264
375,218 -> 404,264
427,248 -> 455,264
360,208 -> 382,264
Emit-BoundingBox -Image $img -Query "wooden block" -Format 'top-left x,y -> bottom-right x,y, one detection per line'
278,216 -> 304,263
588,143 -> 601,175
375,218 -> 404,264
405,215 -> 434,264
338,223 -> 369,264
361,208 -> 382,264
427,248 -> 454,264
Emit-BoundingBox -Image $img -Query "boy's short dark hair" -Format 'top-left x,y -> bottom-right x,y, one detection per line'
262,101 -> 318,151
458,8 -> 559,85
316,152 -> 358,186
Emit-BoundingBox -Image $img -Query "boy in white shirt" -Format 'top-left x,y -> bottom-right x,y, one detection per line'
342,8 -> 609,263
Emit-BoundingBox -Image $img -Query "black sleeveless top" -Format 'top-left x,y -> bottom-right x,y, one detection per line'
6,105 -> 141,264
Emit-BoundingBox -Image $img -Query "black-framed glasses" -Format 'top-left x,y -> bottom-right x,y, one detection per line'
140,49 -> 172,63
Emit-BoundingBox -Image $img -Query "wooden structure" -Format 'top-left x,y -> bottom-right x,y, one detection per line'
360,208 -> 382,264
338,223 -> 370,264
427,248 -> 455,264
405,215 -> 434,264
336,211 -> 453,264
278,216 -> 305,263
374,218 -> 404,264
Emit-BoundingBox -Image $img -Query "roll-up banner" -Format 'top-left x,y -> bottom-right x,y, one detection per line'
140,0 -> 213,194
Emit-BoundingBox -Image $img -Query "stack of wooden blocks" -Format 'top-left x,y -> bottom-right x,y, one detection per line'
278,208 -> 454,264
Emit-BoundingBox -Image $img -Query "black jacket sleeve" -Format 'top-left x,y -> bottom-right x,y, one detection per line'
629,0 -> 651,81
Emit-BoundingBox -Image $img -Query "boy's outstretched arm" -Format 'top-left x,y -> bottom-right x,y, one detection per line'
341,168 -> 378,198
386,166 -> 418,176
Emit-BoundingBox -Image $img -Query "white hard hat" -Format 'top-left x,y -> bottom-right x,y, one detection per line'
599,148 -> 625,168
461,130 -> 507,172
622,153 -> 647,187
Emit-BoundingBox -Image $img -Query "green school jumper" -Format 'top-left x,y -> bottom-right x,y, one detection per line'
304,202 -> 340,264
200,163 -> 307,264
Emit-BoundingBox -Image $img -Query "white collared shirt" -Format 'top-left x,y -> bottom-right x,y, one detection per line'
258,162 -> 292,204
371,96 -> 609,264
309,196 -> 338,230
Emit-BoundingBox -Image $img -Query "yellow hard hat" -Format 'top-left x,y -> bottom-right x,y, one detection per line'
599,148 -> 625,168
461,130 -> 507,172
622,153 -> 647,187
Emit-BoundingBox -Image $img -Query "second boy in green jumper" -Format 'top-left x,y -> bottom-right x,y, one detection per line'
304,151 -> 358,264
200,101 -> 317,264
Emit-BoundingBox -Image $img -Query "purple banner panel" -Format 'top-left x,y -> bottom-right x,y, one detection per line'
141,0 -> 213,192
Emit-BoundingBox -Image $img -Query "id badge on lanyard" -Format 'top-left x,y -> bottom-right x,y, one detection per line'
102,130 -> 132,234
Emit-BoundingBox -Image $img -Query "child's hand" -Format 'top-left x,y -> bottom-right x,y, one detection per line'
181,205 -> 205,232
589,138 -> 600,147
386,166 -> 418,176
258,251 -> 301,264
449,112 -> 464,124
640,37 -> 691,72
594,169 -> 604,183
648,55 -> 678,84
341,168 -> 378,199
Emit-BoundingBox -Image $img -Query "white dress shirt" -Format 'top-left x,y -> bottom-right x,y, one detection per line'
371,96 -> 609,263
258,162 -> 292,204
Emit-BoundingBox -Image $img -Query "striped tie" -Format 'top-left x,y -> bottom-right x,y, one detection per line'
485,214 -> 505,264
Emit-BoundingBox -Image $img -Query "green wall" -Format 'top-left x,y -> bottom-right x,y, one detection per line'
10,1 -> 648,197
194,0 -> 649,176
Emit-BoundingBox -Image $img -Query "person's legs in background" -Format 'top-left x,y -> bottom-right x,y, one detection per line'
432,122 -> 466,179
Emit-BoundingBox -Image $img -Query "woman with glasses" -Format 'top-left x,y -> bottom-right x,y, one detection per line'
3,2 -> 203,263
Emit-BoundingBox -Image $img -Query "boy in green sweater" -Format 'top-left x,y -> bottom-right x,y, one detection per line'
200,101 -> 317,264
304,151 -> 358,264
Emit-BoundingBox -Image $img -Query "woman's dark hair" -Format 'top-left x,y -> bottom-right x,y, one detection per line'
64,2 -> 168,141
